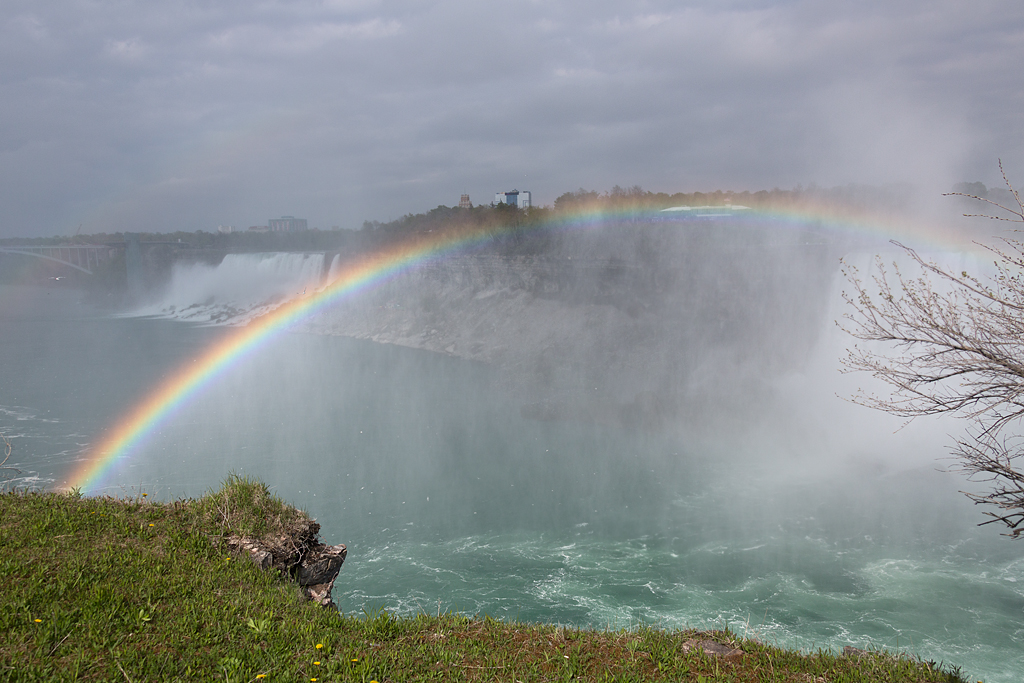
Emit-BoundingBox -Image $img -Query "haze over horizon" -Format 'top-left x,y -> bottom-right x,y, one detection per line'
2,1 -> 1022,238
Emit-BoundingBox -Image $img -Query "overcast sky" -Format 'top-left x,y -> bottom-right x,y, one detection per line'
1,1 -> 1022,237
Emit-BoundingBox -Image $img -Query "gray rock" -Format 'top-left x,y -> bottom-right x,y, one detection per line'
226,525 -> 347,610
297,543 -> 348,586
681,639 -> 744,660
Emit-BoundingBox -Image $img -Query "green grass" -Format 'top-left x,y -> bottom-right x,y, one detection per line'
0,477 -> 970,682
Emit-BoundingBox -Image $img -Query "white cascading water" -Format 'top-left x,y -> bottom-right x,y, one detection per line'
130,252 -> 327,325
326,253 -> 341,284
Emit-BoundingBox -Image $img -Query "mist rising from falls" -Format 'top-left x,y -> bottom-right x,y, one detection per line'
751,241 -> 1003,459
129,252 -> 333,324
118,225 -> 992,452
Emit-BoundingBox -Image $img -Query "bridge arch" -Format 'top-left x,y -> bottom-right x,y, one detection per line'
0,245 -> 114,275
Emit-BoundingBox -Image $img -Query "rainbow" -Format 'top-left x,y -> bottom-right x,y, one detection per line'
65,225 -> 497,493
64,202 -> 976,494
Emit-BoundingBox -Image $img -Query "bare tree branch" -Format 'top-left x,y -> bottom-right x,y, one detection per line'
842,162 -> 1024,537
942,160 -> 1024,223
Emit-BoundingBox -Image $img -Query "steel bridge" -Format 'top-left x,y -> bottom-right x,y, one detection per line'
0,244 -> 118,275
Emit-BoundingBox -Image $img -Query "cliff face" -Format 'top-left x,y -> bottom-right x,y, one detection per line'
299,222 -> 839,429
227,519 -> 347,609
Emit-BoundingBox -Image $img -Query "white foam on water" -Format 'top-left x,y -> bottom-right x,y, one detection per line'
329,518 -> 1024,682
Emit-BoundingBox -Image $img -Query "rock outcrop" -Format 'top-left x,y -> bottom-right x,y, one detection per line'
680,638 -> 745,661
226,519 -> 347,609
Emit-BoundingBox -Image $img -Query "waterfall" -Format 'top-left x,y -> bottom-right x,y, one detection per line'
129,252 -> 326,325
326,253 -> 341,284
762,242 -> 995,473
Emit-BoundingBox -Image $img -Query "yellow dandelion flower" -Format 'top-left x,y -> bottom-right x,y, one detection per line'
313,661 -> 320,666
316,643 -> 323,649
351,658 -> 359,662
256,676 -> 266,680
148,523 -> 154,527
33,619 -> 42,623
311,679 -> 317,682
142,493 -> 147,497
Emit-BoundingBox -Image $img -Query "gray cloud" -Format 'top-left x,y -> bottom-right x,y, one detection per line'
1,0 -> 1022,236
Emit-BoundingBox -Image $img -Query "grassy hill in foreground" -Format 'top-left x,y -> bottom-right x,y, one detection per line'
0,476 -> 968,682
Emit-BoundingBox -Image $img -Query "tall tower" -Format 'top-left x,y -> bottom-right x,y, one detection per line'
459,194 -> 472,209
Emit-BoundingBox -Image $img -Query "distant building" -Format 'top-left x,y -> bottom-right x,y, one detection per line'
494,190 -> 531,209
459,194 -> 473,209
217,225 -> 235,234
248,225 -> 270,233
268,216 -> 308,232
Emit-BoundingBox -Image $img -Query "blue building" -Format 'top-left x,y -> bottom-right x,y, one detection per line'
494,190 -> 531,209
